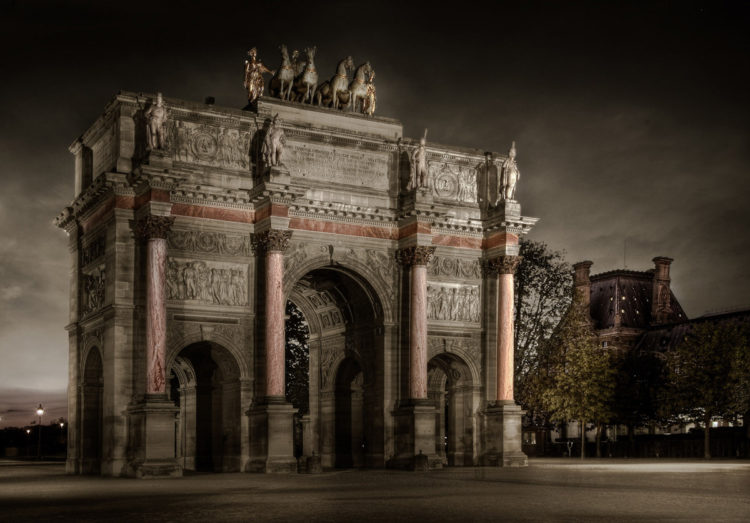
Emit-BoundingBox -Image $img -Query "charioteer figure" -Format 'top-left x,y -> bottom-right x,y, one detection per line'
244,47 -> 274,105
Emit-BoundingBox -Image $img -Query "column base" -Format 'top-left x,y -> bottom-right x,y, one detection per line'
246,397 -> 298,473
480,401 -> 528,467
126,395 -> 182,478
387,400 -> 442,471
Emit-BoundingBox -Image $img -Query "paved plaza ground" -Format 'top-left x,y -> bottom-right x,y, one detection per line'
1,459 -> 749,521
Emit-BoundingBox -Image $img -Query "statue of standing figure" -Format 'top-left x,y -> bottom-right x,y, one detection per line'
145,92 -> 168,150
262,114 -> 285,168
409,129 -> 429,190
499,141 -> 520,203
243,47 -> 274,104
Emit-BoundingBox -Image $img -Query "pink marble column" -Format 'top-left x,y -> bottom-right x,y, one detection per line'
253,230 -> 293,398
136,216 -> 175,395
489,256 -> 521,402
397,246 -> 435,400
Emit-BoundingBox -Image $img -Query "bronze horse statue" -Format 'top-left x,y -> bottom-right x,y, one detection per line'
292,46 -> 318,104
316,56 -> 353,110
269,45 -> 296,101
348,61 -> 372,113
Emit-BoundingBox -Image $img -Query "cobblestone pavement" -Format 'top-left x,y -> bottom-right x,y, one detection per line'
1,459 -> 748,522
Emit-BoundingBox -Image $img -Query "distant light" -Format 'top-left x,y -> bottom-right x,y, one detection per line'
60,422 -> 65,428
36,404 -> 44,417
26,429 -> 31,434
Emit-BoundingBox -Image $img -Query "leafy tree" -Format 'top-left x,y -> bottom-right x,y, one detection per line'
285,300 -> 310,415
539,292 -> 615,458
662,319 -> 748,458
514,239 -> 572,417
611,349 -> 667,453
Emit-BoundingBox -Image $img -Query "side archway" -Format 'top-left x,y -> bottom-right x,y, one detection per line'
80,346 -> 103,475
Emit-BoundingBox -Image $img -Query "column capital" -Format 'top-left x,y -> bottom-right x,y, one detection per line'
483,255 -> 522,275
251,229 -> 293,255
135,215 -> 175,240
395,246 -> 435,267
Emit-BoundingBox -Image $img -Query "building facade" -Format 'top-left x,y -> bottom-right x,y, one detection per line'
56,92 -> 537,477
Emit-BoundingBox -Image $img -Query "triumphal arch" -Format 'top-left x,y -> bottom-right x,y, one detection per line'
56,90 -> 537,477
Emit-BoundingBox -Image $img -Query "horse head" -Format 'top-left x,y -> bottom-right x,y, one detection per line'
305,46 -> 317,63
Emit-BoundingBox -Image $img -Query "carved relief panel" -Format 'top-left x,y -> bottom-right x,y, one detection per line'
82,266 -> 106,315
166,257 -> 248,306
172,120 -> 253,171
428,160 -> 479,204
427,283 -> 481,324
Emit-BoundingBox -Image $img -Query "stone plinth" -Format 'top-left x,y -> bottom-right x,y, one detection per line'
389,400 -> 442,470
246,398 -> 297,473
126,395 -> 182,478
481,401 -> 527,467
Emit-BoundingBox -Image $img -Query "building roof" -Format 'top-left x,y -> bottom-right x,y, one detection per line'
635,309 -> 750,353
588,270 -> 687,330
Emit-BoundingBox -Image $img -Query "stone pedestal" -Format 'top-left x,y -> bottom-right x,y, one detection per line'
267,165 -> 291,184
126,395 -> 182,478
389,401 -> 442,470
481,401 -> 527,467
246,398 -> 298,473
146,149 -> 173,170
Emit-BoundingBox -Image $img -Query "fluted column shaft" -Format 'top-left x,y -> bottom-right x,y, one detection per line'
136,216 -> 175,395
252,230 -> 293,399
397,246 -> 435,400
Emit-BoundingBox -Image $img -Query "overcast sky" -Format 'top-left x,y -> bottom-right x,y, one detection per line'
1,0 -> 748,427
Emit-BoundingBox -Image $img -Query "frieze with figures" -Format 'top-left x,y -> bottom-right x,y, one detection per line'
429,162 -> 478,203
427,284 -> 481,323
172,120 -> 253,171
284,243 -> 329,274
428,256 -> 482,280
168,230 -> 253,257
166,258 -> 248,306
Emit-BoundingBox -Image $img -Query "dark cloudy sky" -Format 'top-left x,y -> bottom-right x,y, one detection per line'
1,0 -> 748,427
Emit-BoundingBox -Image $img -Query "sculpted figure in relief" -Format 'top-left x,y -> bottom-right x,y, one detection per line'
243,47 -> 274,104
409,129 -> 429,190
262,114 -> 285,168
145,93 -> 168,150
498,141 -> 520,203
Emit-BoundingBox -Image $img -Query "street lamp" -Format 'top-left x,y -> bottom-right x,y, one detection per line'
36,404 -> 44,460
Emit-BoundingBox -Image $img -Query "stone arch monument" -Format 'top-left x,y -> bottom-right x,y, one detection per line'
56,92 -> 537,477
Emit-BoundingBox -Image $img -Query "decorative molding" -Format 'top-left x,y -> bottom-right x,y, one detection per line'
135,215 -> 175,240
283,243 -> 329,273
251,230 -> 292,254
482,255 -> 522,275
428,255 -> 481,280
395,246 -> 435,267
168,230 -> 253,257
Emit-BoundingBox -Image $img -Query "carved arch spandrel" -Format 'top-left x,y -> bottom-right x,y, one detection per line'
427,336 -> 482,388
283,254 -> 394,325
165,322 -> 250,379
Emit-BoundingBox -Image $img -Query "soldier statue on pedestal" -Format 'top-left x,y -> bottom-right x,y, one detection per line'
145,93 -> 168,150
498,141 -> 520,203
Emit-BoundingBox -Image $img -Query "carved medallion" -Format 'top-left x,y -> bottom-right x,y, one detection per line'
191,130 -> 218,160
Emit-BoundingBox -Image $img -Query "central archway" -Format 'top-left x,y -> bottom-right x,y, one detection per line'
287,264 -> 385,468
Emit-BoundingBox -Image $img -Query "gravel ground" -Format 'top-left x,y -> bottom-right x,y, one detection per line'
1,458 -> 748,522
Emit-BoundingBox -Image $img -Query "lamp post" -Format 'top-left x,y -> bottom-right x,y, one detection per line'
36,404 -> 44,460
